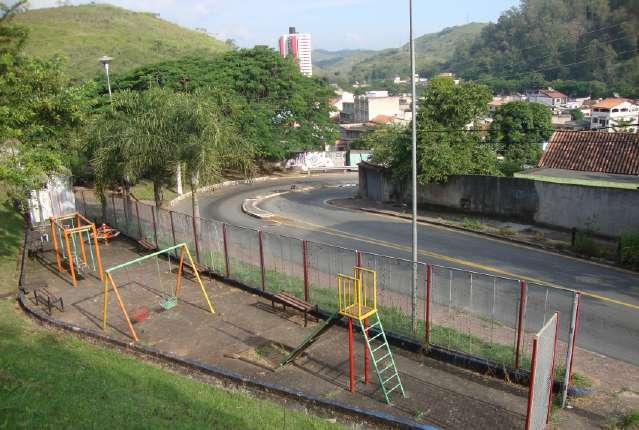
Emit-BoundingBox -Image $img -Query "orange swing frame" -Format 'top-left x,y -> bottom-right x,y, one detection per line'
50,212 -> 104,288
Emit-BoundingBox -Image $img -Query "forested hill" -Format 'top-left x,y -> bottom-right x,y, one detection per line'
450,0 -> 638,97
315,23 -> 486,82
14,4 -> 230,81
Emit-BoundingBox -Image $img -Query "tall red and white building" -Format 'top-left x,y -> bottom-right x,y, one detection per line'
279,27 -> 312,77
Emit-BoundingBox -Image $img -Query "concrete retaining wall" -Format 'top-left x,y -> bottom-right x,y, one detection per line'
358,164 -> 639,237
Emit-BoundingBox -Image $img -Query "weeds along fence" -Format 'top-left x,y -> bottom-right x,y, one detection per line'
76,190 -> 631,381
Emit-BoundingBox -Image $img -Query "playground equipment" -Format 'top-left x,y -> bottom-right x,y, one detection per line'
93,223 -> 120,245
101,243 -> 215,341
280,267 -> 405,404
50,212 -> 104,288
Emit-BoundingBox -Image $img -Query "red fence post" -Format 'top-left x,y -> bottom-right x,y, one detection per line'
111,195 -> 117,227
258,230 -> 266,292
192,215 -> 201,263
150,206 -> 158,248
135,201 -> 142,240
364,317 -> 369,384
169,211 -> 177,246
303,240 -> 309,302
425,264 -> 432,345
355,249 -> 361,267
348,317 -> 355,393
515,280 -> 528,369
222,223 -> 230,278
568,293 -> 581,384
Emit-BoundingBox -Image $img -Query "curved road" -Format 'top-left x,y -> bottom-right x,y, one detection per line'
174,174 -> 639,365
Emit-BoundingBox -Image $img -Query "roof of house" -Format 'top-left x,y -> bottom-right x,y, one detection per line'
539,131 -> 639,175
369,114 -> 395,124
542,89 -> 567,99
592,98 -> 633,109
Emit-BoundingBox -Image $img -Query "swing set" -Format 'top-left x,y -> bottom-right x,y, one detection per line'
101,243 -> 215,341
50,212 -> 104,288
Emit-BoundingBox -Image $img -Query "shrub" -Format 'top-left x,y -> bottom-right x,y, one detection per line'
462,218 -> 483,230
619,229 -> 639,270
573,230 -> 602,257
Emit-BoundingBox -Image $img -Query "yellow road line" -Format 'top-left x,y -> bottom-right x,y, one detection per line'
277,215 -> 639,311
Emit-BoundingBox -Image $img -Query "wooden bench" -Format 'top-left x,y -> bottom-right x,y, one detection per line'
271,292 -> 317,327
33,284 -> 64,314
182,260 -> 210,280
137,239 -> 157,252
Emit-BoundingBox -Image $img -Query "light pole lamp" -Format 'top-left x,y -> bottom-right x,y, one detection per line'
99,55 -> 113,103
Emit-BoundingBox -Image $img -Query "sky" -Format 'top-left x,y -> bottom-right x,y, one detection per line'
27,0 -> 520,51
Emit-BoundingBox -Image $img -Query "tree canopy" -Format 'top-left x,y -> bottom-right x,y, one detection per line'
109,48 -> 338,160
371,77 -> 500,184
450,0 -> 639,97
489,101 -> 553,173
0,1 -> 94,203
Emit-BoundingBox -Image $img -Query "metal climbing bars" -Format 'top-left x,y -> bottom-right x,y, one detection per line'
50,212 -> 104,288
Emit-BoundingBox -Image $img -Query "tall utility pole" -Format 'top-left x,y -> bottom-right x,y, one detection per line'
409,0 -> 418,335
99,56 -> 113,104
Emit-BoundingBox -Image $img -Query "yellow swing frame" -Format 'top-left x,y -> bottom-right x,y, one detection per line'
101,243 -> 215,341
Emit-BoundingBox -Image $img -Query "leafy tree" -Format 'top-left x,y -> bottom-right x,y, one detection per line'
489,101 -> 553,172
351,124 -> 406,150
110,48 -> 338,161
570,108 -> 584,121
451,0 -> 639,97
372,76 -> 499,184
0,1 -> 94,205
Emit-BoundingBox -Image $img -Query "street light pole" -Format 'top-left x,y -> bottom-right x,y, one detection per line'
99,56 -> 113,104
409,0 -> 418,335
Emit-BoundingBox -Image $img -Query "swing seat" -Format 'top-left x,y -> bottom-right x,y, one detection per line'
160,296 -> 178,310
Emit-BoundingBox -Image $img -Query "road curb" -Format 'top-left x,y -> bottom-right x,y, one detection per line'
16,289 -> 438,430
330,200 -> 631,274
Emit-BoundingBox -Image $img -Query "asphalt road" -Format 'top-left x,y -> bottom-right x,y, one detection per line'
174,173 -> 639,365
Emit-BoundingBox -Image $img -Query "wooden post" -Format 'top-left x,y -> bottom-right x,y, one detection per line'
258,230 -> 266,291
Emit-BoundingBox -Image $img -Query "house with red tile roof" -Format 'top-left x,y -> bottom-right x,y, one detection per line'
527,88 -> 568,108
538,130 -> 639,175
590,98 -> 639,133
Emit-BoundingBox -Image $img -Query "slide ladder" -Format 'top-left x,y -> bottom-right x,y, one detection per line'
280,311 -> 340,367
361,312 -> 405,404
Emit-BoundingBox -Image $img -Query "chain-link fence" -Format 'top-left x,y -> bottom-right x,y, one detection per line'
525,312 -> 559,430
75,189 -> 634,383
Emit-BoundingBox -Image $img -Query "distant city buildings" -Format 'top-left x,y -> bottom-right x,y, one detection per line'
278,27 -> 312,77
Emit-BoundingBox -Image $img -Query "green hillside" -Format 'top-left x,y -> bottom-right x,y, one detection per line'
313,49 -> 377,78
315,23 -> 486,82
14,4 -> 230,81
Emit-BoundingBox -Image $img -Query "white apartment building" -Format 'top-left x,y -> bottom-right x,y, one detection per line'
278,27 -> 312,77
527,88 -> 568,108
590,98 -> 639,132
353,93 -> 402,123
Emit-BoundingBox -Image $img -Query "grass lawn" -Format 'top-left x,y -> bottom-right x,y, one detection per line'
0,192 -> 343,429
0,192 -> 24,297
131,180 -> 190,204
514,172 -> 639,190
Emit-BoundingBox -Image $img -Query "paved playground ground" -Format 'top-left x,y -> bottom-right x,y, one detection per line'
21,235 -> 595,429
